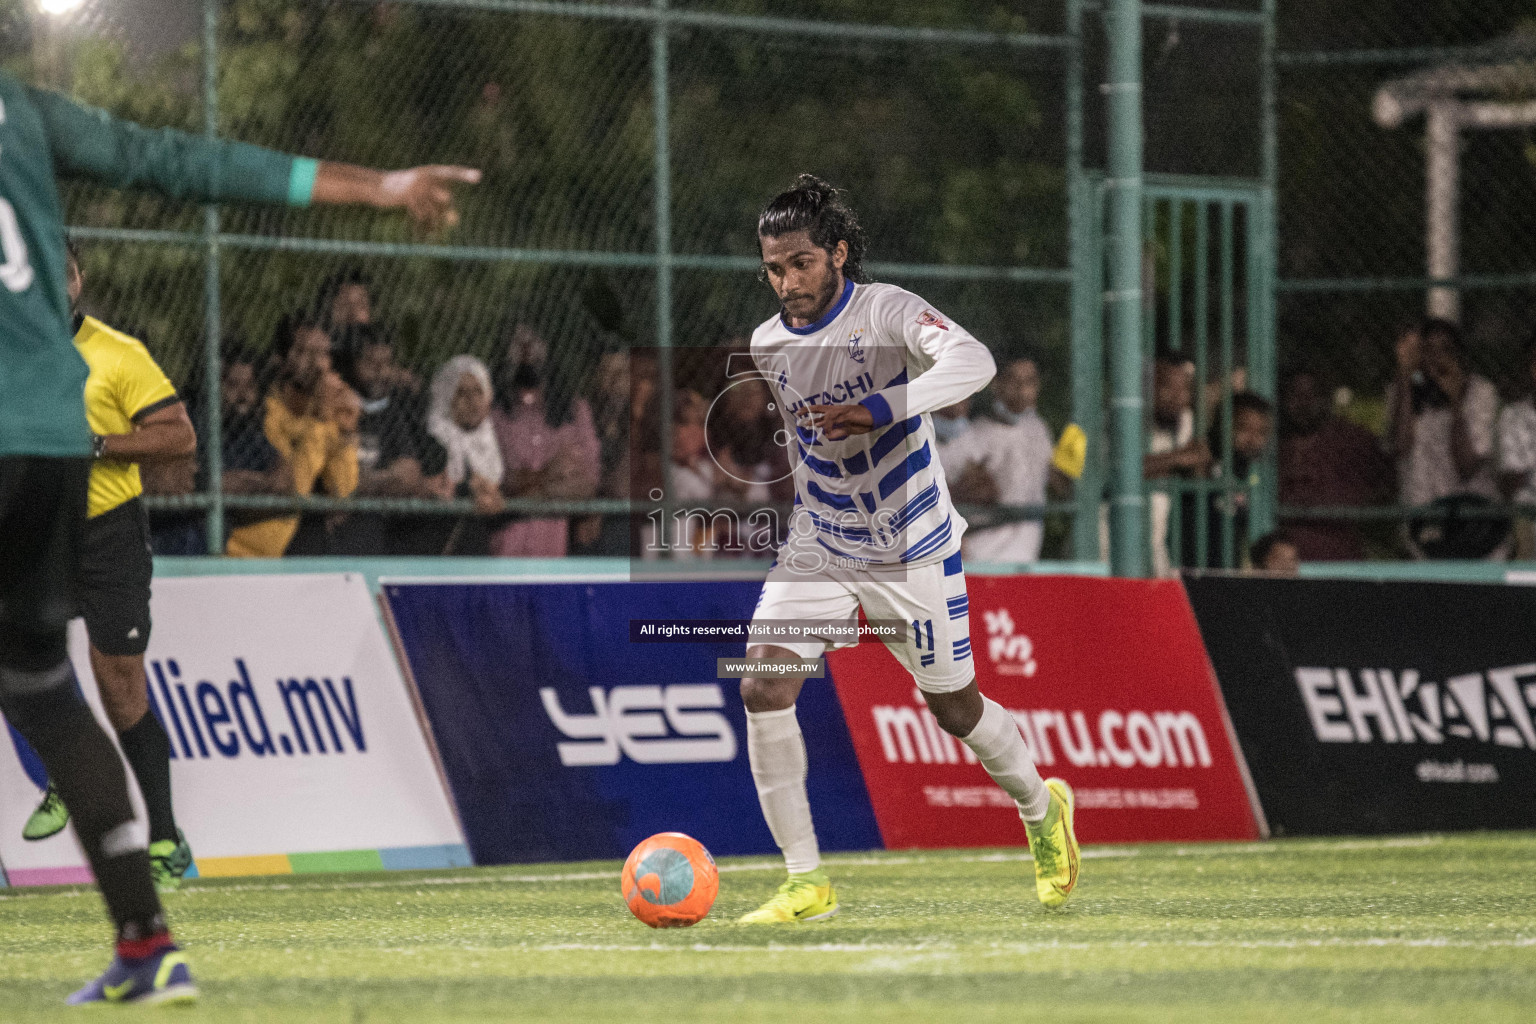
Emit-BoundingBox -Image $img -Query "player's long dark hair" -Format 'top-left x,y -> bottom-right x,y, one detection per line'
758,174 -> 869,284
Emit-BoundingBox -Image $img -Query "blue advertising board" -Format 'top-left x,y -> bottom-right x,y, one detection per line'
382,580 -> 881,865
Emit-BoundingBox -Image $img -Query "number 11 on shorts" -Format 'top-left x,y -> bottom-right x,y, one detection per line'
912,618 -> 936,667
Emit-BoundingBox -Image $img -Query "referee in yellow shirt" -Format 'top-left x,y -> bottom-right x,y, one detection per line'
22,244 -> 196,891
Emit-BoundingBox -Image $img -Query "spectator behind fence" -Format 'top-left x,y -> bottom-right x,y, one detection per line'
489,348 -> 601,558
573,350 -> 653,555
426,355 -> 505,555
600,349 -> 659,504
709,373 -> 793,503
635,389 -> 715,557
1141,351 -> 1210,576
1278,367 -> 1394,560
937,357 -> 1057,564
285,370 -> 364,555
590,350 -> 637,487
225,318 -> 358,557
209,346 -> 292,497
1387,317 -> 1499,506
1180,392 -> 1274,568
282,336 -> 365,557
142,449 -> 202,556
708,373 -> 793,556
1498,336 -> 1536,558
329,325 -> 450,554
339,325 -> 443,492
1388,318 -> 1510,558
317,266 -> 373,333
932,397 -> 972,446
666,389 -> 715,503
935,397 -> 989,502
161,347 -> 286,555
1248,530 -> 1300,575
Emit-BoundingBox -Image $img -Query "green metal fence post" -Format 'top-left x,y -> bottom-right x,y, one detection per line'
1193,200 -> 1210,568
202,0 -> 224,554
652,0 -> 674,547
1105,0 -> 1146,577
1249,0 -> 1279,538
1218,200 -> 1236,567
1067,0 -> 1101,562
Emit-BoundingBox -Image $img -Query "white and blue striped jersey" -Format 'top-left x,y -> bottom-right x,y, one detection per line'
750,279 -> 996,570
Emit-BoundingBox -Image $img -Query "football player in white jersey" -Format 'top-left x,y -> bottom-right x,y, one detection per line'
736,175 -> 1080,924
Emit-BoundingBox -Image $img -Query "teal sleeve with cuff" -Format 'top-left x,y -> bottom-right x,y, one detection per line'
34,87 -> 316,207
287,157 -> 318,207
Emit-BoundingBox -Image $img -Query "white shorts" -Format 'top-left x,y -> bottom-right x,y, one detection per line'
751,550 -> 974,693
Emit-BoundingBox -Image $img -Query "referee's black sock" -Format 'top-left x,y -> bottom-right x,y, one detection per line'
0,661 -> 165,943
118,710 -> 178,846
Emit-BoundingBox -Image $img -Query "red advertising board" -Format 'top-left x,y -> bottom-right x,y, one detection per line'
826,576 -> 1261,847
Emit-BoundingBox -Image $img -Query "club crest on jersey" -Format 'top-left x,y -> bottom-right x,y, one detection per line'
847,329 -> 866,364
915,309 -> 949,331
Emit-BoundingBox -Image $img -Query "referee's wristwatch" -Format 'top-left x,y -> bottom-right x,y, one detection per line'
90,432 -> 108,460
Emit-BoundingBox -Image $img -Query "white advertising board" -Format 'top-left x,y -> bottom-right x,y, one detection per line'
0,573 -> 465,885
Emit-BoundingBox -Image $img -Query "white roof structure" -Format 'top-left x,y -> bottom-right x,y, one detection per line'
1374,31 -> 1536,320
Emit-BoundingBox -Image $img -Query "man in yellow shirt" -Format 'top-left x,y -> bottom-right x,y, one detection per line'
21,246 -> 197,892
224,316 -> 359,556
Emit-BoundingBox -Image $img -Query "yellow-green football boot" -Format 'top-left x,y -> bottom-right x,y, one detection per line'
1023,778 -> 1080,908
739,870 -> 839,924
148,829 -> 194,893
22,783 -> 68,841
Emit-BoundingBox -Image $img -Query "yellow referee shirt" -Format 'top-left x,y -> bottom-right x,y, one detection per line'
74,315 -> 179,519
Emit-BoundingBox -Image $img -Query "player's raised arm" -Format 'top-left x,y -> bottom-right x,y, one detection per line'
29,86 -> 478,228
804,296 -> 997,440
857,295 -> 996,429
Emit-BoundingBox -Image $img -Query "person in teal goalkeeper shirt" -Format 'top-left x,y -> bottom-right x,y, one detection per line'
0,70 -> 478,1007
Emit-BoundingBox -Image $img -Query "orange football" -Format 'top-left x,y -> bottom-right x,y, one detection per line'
621,832 -> 719,928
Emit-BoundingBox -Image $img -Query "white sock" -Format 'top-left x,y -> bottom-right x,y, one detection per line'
746,705 -> 821,875
961,696 -> 1051,823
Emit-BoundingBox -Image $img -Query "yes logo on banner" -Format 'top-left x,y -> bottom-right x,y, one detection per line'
541,684 -> 736,766
828,576 -> 1260,847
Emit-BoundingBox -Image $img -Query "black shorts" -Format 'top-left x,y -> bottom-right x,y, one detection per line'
77,497 -> 153,657
0,456 -> 89,670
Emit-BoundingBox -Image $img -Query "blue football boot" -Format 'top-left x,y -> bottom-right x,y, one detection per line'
66,944 -> 196,1006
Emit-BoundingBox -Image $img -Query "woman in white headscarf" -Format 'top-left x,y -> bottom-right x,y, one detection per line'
428,355 -> 504,491
427,356 -> 505,555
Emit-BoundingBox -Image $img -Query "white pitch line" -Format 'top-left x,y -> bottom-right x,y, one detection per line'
1160,836 -> 1447,857
160,848 -> 1148,895
397,935 -> 1536,955
0,834 -> 1475,902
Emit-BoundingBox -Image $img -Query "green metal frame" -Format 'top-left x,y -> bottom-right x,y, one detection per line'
1102,0 -> 1147,577
1129,177 -> 1271,572
1084,3 -> 1276,575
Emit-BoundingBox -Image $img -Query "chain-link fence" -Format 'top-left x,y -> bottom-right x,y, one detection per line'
35,1 -> 1442,569
1275,0 -> 1536,561
22,0 -> 1103,560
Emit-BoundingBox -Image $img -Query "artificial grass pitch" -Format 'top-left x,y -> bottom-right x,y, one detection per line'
0,833 -> 1532,1023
